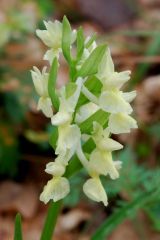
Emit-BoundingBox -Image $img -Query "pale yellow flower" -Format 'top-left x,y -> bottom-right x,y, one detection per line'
76,122 -> 122,206
36,21 -> 62,63
92,122 -> 123,152
97,48 -> 131,91
88,150 -> 120,180
51,78 -> 82,165
99,90 -> 133,114
36,20 -> 77,64
31,66 -> 53,118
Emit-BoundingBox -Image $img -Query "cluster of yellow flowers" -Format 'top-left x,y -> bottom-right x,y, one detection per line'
31,19 -> 137,206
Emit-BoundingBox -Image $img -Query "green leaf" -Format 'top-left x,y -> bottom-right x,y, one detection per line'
14,214 -> 23,240
65,82 -> 77,99
76,27 -> 85,61
48,58 -> 59,110
77,44 -> 107,77
40,201 -> 62,240
79,109 -> 109,134
91,190 -> 159,240
62,16 -> 72,63
85,76 -> 102,93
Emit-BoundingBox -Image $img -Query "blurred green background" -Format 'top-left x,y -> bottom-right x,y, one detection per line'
0,0 -> 160,239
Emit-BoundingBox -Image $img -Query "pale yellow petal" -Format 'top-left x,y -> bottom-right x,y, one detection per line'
40,177 -> 70,204
98,138 -> 123,152
97,48 -> 114,80
56,124 -> 81,164
83,178 -> 108,206
31,66 -> 48,97
88,150 -> 119,179
45,162 -> 65,176
36,29 -> 53,47
88,149 -> 108,176
92,122 -> 123,151
99,91 -> 132,114
108,113 -> 138,134
44,49 -> 60,64
31,69 -> 43,96
51,111 -> 71,125
37,97 -> 53,118
122,90 -> 136,103
102,70 -> 131,90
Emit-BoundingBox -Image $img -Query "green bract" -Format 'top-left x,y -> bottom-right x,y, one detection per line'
32,16 -> 137,206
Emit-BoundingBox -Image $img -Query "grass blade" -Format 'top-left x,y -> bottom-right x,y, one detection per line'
14,213 -> 23,240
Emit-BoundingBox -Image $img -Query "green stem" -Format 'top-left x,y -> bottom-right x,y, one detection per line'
40,200 -> 62,240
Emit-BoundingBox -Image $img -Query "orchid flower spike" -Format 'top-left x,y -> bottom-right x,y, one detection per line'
31,17 -> 138,206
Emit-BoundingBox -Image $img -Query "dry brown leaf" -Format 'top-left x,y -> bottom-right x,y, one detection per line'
0,181 -> 39,219
57,208 -> 91,232
135,75 -> 160,123
109,220 -> 139,240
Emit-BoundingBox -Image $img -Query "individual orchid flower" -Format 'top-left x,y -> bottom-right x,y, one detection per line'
36,20 -> 76,64
31,66 -> 53,118
76,122 -> 123,206
51,78 -> 82,166
90,122 -> 123,179
80,50 -> 135,115
97,48 -> 131,91
97,49 -> 136,115
40,161 -> 69,203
